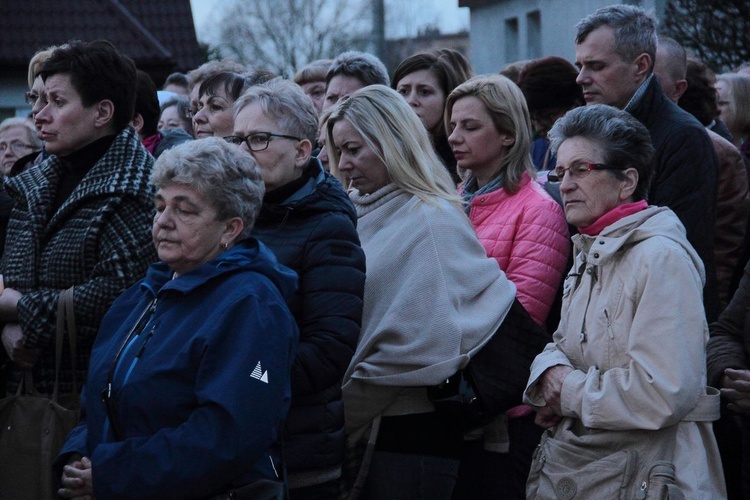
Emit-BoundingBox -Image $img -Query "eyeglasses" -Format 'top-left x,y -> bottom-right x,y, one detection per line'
224,132 -> 301,152
0,142 -> 32,155
548,162 -> 620,182
24,91 -> 38,106
24,91 -> 48,109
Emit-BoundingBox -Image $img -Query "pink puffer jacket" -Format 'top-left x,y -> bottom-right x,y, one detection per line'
467,174 -> 570,325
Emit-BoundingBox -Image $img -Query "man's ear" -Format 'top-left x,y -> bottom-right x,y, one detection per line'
95,99 -> 116,128
634,53 -> 652,80
674,80 -> 688,101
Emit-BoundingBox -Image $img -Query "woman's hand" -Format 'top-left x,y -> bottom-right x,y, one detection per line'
0,287 -> 21,322
534,365 -> 574,428
721,368 -> 750,413
59,456 -> 95,500
1,323 -> 38,369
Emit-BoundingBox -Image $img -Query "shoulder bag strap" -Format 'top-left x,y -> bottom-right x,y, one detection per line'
53,287 -> 76,401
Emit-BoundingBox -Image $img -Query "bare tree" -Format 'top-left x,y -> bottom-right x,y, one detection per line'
217,0 -> 371,77
663,0 -> 750,72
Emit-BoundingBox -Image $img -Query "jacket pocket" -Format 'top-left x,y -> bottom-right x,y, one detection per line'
527,433 -> 638,500
636,461 -> 684,500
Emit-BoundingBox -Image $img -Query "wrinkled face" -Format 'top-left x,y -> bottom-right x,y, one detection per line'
35,73 -> 104,156
153,184 -> 235,276
193,88 -> 235,139
557,136 -> 630,228
323,75 -> 364,112
575,26 -> 643,109
300,81 -> 327,114
396,69 -> 447,134
331,118 -> 390,194
0,126 -> 35,176
447,96 -> 514,185
233,102 -> 305,192
159,106 -> 185,132
716,80 -> 736,132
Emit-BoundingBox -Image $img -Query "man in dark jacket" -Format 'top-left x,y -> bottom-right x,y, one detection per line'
574,4 -> 720,320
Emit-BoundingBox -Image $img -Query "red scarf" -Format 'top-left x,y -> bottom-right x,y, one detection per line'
142,133 -> 162,155
578,200 -> 648,236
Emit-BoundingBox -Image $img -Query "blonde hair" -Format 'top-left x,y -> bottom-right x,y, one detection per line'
445,74 -> 536,194
717,73 -> 750,138
327,85 -> 461,206
27,46 -> 59,88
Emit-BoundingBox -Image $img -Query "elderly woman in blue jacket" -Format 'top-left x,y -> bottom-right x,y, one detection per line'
55,138 -> 299,500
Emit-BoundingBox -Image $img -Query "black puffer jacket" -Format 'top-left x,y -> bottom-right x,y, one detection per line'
251,158 -> 365,486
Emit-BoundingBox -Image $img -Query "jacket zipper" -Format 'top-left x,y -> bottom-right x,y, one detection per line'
102,297 -> 158,440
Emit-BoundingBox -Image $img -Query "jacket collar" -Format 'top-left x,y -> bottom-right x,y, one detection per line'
142,238 -> 298,300
624,74 -> 663,128
4,126 -> 153,246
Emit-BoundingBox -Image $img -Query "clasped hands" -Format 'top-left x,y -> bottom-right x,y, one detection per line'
722,368 -> 750,414
534,364 -> 574,428
59,456 -> 95,500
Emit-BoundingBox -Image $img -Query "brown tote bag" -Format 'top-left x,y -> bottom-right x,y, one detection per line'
0,287 -> 81,499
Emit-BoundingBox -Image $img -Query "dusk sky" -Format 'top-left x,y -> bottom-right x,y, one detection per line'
189,0 -> 470,42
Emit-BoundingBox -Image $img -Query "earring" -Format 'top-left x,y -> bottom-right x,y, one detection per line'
221,242 -> 229,251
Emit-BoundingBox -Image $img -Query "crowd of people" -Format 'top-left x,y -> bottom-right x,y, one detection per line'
2,2 -> 750,499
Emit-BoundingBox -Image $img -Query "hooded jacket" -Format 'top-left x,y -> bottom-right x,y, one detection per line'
57,239 -> 299,499
524,206 -> 725,497
250,158 -> 366,486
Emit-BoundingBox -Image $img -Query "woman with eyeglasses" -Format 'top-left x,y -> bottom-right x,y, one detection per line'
0,118 -> 42,177
228,78 -> 365,499
445,74 -> 569,500
524,104 -> 725,498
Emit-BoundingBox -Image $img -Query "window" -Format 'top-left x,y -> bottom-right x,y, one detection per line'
505,17 -> 519,62
527,10 -> 541,59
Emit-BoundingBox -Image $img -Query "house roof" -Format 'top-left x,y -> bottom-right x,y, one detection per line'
0,0 -> 203,73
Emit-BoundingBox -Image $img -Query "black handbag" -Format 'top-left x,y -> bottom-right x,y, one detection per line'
427,299 -> 551,431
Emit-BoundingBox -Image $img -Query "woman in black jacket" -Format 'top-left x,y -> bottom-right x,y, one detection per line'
226,78 -> 366,499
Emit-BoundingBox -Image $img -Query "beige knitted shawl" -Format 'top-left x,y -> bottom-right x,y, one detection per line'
343,184 -> 517,438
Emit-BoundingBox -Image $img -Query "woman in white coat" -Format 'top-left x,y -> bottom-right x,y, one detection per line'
524,104 -> 726,498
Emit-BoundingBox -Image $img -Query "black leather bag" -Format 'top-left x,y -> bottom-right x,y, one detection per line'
427,299 -> 551,431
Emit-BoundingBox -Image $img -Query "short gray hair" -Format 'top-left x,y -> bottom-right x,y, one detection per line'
0,117 -> 42,150
234,78 -> 318,143
575,4 -> 657,71
326,51 -> 390,87
548,104 -> 654,201
657,35 -> 687,81
151,137 -> 265,238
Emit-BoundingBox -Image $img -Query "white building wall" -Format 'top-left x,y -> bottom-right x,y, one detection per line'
467,0 -> 667,74
0,76 -> 31,119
